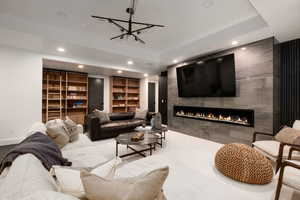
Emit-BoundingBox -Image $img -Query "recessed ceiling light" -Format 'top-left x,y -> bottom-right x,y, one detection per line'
232,41 -> 238,46
241,47 -> 247,51
57,47 -> 65,52
197,61 -> 204,65
144,73 -> 148,77
78,65 -> 84,69
127,60 -> 134,65
173,59 -> 178,64
117,70 -> 123,74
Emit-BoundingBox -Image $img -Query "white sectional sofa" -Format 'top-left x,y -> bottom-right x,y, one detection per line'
0,122 -> 279,200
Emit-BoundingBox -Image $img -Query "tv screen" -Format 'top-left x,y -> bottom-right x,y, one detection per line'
176,54 -> 236,97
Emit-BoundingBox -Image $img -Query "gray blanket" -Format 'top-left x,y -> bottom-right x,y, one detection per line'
0,132 -> 71,174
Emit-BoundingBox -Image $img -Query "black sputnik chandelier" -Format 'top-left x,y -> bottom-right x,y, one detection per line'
92,0 -> 165,44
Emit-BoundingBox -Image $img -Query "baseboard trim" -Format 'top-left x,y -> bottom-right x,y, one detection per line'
0,137 -> 23,146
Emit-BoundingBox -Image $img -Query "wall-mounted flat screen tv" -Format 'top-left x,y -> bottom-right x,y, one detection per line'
176,54 -> 236,97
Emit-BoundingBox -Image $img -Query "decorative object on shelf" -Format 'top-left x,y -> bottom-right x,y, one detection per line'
91,0 -> 165,44
131,132 -> 145,142
215,143 -> 273,185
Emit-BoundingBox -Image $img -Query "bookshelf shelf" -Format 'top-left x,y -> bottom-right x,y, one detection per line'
110,76 -> 140,113
42,69 -> 88,124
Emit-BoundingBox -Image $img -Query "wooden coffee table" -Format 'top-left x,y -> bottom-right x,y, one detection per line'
115,131 -> 158,158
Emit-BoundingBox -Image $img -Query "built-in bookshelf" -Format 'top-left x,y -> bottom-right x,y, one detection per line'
110,76 -> 140,113
42,69 -> 88,124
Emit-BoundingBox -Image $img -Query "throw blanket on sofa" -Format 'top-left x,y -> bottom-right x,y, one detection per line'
0,132 -> 71,174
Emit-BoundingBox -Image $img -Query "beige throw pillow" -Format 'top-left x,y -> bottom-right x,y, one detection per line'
93,109 -> 111,125
275,127 -> 300,145
51,157 -> 122,199
64,117 -> 80,142
134,108 -> 148,120
46,122 -> 70,149
80,167 -> 169,200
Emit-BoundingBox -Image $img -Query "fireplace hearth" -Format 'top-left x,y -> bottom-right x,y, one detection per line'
174,106 -> 254,127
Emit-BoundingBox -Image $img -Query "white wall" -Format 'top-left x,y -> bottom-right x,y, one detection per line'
0,45 -> 155,145
140,78 -> 148,111
140,76 -> 159,112
0,45 -> 42,145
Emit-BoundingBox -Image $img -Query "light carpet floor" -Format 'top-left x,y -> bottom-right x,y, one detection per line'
90,129 -> 299,200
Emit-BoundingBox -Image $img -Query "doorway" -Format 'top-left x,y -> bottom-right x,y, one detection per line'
88,77 -> 104,113
148,82 -> 156,112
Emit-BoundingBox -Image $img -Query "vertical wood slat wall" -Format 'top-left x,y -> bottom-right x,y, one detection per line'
280,39 -> 300,126
42,69 -> 88,124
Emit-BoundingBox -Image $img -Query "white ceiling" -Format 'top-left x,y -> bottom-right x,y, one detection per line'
0,0 -> 298,74
249,0 -> 300,42
43,59 -> 147,78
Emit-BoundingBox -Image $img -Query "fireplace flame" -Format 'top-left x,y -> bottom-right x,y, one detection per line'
176,110 -> 249,125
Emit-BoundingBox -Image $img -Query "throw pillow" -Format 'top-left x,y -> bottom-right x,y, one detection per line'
64,116 -> 80,142
46,124 -> 70,149
93,109 -> 111,125
134,108 -> 148,120
275,127 -> 300,145
51,157 -> 122,199
152,113 -> 162,130
80,167 -> 169,200
293,120 -> 300,130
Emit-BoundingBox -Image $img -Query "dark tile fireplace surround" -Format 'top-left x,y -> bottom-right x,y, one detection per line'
174,106 -> 254,127
167,38 -> 280,144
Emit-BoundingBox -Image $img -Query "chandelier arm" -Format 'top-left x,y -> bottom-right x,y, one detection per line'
110,33 -> 127,40
129,21 -> 164,27
92,15 -> 164,28
131,33 -> 146,44
109,20 -> 129,32
109,25 -> 156,41
131,25 -> 155,34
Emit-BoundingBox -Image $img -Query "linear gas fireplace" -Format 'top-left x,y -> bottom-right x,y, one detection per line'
174,106 -> 254,127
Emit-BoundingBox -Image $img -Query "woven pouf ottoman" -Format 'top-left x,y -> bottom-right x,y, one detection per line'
215,143 -> 274,184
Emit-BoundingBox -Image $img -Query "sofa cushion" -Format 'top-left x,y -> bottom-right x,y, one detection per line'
109,112 -> 135,121
0,154 -> 58,200
62,146 -> 109,169
127,119 -> 145,127
253,140 -> 295,159
80,167 -> 169,200
20,191 -> 79,200
62,134 -> 93,152
101,121 -> 129,129
283,160 -> 300,190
